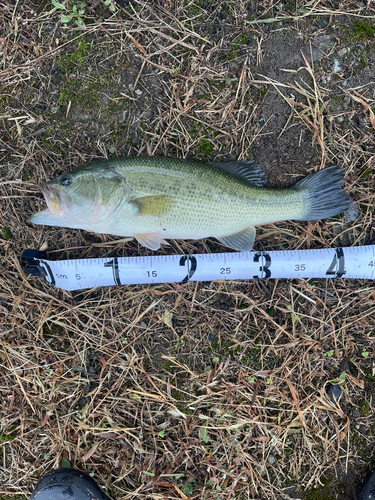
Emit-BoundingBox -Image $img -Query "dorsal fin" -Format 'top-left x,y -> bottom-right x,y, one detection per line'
209,161 -> 266,187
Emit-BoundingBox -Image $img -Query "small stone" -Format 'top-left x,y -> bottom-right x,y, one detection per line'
35,103 -> 46,111
345,203 -> 360,223
337,47 -> 349,57
267,455 -> 276,465
355,43 -> 364,51
327,384 -> 342,403
141,110 -> 152,119
331,58 -> 343,72
135,89 -> 142,95
314,35 -> 334,51
335,115 -> 344,123
315,19 -> 328,28
208,333 -> 216,343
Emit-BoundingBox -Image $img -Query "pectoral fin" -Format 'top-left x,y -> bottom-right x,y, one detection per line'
130,195 -> 170,216
135,232 -> 165,250
216,226 -> 256,251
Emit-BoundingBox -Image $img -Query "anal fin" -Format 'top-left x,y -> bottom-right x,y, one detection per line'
216,226 -> 256,251
135,233 -> 169,250
135,232 -> 162,250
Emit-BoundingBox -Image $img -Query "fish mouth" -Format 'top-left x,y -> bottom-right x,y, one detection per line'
40,182 -> 62,214
30,183 -> 65,225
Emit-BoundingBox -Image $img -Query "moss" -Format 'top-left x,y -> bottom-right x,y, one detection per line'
227,50 -> 239,60
361,169 -> 372,179
58,75 -> 112,109
0,496 -> 25,500
23,169 -> 35,181
175,402 -> 189,414
351,431 -> 363,446
241,347 -> 263,370
340,19 -> 375,45
42,324 -> 64,339
171,388 -> 185,401
352,20 -> 375,39
358,398 -> 371,417
1,226 -> 12,240
0,431 -> 14,442
304,475 -> 335,500
56,40 -> 92,72
197,139 -> 213,155
191,4 -> 200,15
163,360 -> 173,372
240,34 -> 248,44
45,127 -> 56,136
304,487 -> 335,500
55,40 -> 117,114
71,40 -> 91,63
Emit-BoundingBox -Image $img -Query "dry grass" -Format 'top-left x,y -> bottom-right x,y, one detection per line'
1,1 -> 375,499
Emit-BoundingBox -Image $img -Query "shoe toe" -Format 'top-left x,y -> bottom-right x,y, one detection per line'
30,468 -> 110,500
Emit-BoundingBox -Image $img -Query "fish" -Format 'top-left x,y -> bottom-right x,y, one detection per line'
30,157 -> 352,251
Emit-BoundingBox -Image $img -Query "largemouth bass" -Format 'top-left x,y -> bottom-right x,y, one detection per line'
30,157 -> 351,251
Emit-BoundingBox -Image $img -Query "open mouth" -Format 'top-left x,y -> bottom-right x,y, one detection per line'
40,182 -> 61,214
40,183 -> 51,210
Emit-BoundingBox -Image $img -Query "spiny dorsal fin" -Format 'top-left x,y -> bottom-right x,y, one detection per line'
209,161 -> 266,187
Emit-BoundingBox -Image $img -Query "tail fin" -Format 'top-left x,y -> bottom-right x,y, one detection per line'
296,166 -> 352,221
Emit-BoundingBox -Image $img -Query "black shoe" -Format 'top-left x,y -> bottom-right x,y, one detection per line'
30,468 -> 110,500
359,470 -> 375,500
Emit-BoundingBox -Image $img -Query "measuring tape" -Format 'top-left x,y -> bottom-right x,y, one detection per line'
20,246 -> 375,291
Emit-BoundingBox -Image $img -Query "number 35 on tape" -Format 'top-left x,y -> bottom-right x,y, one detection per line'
21,246 -> 375,291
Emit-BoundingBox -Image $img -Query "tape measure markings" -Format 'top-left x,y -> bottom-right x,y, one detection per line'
20,246 -> 375,291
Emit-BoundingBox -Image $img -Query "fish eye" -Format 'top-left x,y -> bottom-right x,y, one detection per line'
60,176 -> 72,186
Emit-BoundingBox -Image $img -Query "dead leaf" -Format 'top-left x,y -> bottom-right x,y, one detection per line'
343,372 -> 364,389
286,379 -> 307,429
162,310 -> 173,328
81,443 -> 99,462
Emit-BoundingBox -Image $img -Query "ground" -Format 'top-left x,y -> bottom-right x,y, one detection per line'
0,1 -> 375,499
